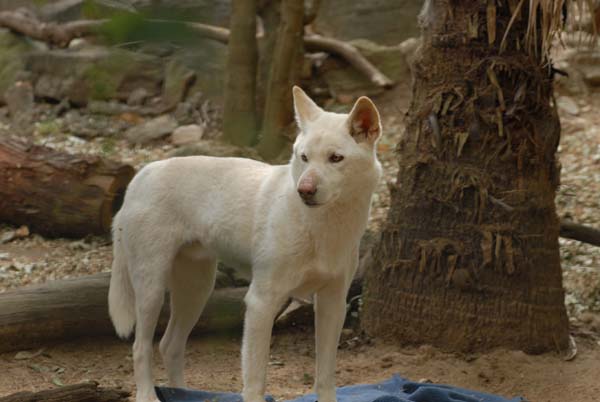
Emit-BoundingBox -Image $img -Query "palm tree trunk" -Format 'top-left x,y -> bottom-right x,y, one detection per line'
362,0 -> 570,353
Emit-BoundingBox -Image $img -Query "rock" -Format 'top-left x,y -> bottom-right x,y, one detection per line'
579,63 -> 600,87
64,109 -> 125,139
162,59 -> 196,109
14,225 -> 30,238
555,49 -> 600,94
169,139 -> 263,161
4,81 -> 34,126
14,348 -> 44,360
173,92 -> 208,125
67,38 -> 90,50
26,47 -> 163,105
556,96 -> 580,116
38,0 -> 137,22
170,124 -> 205,146
313,0 -> 421,46
173,41 -> 228,101
134,0 -> 231,28
125,115 -> 178,144
0,231 -> 16,244
0,226 -> 31,244
127,88 -> 150,106
0,28 -> 35,99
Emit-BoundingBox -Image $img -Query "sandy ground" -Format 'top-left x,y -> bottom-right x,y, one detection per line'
1,329 -> 600,402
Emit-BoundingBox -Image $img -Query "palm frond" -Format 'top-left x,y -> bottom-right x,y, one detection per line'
502,0 -> 597,59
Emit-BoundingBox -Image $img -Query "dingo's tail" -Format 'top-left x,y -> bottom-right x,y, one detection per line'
108,218 -> 135,339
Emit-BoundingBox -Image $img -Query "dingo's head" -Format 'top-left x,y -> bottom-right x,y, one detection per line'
290,86 -> 382,208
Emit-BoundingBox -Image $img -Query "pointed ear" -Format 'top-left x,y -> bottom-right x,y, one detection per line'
293,86 -> 322,131
347,96 -> 382,144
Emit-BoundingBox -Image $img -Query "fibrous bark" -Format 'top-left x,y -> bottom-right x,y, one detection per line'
0,137 -> 134,238
222,0 -> 258,147
256,0 -> 305,160
362,0 -> 570,353
0,272 -> 247,354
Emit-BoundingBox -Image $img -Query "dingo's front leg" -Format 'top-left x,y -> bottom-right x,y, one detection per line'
314,280 -> 349,402
241,284 -> 287,402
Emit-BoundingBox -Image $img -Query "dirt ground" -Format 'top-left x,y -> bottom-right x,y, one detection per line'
1,70 -> 600,401
1,329 -> 600,402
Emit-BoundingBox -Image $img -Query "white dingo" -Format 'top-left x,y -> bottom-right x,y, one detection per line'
108,86 -> 382,402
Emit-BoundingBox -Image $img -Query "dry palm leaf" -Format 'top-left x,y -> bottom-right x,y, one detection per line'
501,0 -> 597,60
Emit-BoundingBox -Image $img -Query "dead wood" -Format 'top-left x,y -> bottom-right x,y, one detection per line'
0,10 -> 105,47
560,220 -> 600,247
0,10 -> 393,89
0,272 -> 247,354
0,137 -> 135,238
304,34 -> 394,88
0,381 -> 129,402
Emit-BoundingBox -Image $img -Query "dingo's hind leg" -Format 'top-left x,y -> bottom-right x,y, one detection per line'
130,256 -> 170,402
159,247 -> 217,388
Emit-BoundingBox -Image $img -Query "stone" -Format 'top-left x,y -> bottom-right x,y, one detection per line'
0,231 -> 15,244
26,47 -> 163,105
14,225 -> 29,238
173,40 -> 228,101
64,109 -> 126,139
38,0 -> 136,22
555,49 -> 600,94
556,96 -> 580,116
162,59 -> 196,109
170,139 -> 263,161
170,124 -> 205,146
4,81 -> 34,126
0,28 -> 35,99
127,87 -> 150,106
125,115 -> 178,144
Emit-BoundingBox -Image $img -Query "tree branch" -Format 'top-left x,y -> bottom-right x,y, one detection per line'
0,10 -> 394,89
560,220 -> 600,247
304,34 -> 394,88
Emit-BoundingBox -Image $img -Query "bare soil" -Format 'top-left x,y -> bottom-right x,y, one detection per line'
1,329 -> 600,402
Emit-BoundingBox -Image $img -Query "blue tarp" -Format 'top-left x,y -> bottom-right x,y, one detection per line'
156,374 -> 525,402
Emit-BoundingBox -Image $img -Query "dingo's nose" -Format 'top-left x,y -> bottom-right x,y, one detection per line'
298,185 -> 317,200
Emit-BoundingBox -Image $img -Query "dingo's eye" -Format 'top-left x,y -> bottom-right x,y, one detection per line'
301,153 -> 308,162
329,153 -> 344,163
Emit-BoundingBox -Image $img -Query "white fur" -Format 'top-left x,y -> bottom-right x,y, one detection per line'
108,86 -> 383,402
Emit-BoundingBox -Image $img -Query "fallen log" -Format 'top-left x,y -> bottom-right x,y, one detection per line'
0,381 -> 129,402
0,272 -> 247,354
0,137 -> 135,238
560,220 -> 600,247
0,10 -> 393,89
